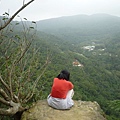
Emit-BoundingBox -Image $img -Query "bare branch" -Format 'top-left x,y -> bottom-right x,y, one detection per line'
0,88 -> 10,101
0,108 -> 11,116
13,95 -> 20,103
0,75 -> 10,93
15,41 -> 32,64
0,97 -> 10,106
8,62 -> 16,100
0,101 -> 23,115
0,0 -> 35,31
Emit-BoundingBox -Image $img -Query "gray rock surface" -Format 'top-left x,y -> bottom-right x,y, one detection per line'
21,100 -> 107,120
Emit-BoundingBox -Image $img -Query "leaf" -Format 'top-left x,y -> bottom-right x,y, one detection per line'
2,17 -> 8,20
10,30 -> 13,32
32,21 -> 36,24
24,18 -> 27,20
30,27 -> 34,29
15,23 -> 19,25
15,35 -> 20,39
5,12 -> 9,16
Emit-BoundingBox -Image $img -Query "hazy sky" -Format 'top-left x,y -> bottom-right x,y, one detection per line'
0,0 -> 120,21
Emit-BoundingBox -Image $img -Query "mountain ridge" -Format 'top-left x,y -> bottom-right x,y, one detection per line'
36,13 -> 120,43
37,13 -> 120,22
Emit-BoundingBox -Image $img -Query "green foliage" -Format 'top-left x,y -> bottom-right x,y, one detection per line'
34,15 -> 120,120
0,19 -> 48,119
106,100 -> 120,118
0,14 -> 120,120
33,17 -> 120,119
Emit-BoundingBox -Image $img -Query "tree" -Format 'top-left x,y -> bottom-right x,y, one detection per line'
0,0 -> 49,119
0,0 -> 34,30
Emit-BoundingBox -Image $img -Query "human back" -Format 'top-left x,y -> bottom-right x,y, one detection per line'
51,77 -> 73,99
47,70 -> 74,110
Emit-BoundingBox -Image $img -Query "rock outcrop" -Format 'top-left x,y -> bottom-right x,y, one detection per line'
21,100 -> 106,120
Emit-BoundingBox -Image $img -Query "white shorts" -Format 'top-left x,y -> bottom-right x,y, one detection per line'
47,89 -> 74,110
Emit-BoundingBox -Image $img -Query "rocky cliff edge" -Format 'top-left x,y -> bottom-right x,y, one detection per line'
21,100 -> 107,120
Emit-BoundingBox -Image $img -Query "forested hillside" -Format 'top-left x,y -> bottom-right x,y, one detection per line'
0,14 -> 120,120
35,14 -> 120,120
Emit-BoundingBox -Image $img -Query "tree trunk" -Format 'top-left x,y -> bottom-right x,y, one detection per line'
13,111 -> 24,120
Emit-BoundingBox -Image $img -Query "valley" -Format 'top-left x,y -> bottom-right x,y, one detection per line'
0,14 -> 120,120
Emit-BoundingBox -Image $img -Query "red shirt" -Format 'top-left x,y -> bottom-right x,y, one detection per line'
51,78 -> 74,99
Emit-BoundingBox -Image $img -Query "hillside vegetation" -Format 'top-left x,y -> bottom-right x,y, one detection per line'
36,14 -> 120,120
0,14 -> 120,120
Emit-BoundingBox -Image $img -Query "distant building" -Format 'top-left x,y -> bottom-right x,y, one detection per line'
72,59 -> 83,67
83,45 -> 95,51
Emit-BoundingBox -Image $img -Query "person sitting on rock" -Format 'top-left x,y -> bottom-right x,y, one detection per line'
47,70 -> 74,109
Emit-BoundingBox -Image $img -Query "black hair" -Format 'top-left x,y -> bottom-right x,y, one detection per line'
57,70 -> 70,81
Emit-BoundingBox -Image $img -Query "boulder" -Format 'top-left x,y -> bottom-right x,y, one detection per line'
21,100 -> 106,120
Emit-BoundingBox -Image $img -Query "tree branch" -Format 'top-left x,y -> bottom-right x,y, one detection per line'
8,62 -> 18,101
0,97 -> 10,106
0,108 -> 11,116
0,101 -> 23,115
15,41 -> 32,64
0,75 -> 11,93
0,0 -> 35,31
0,88 -> 10,101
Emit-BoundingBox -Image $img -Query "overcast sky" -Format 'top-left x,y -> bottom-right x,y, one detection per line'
0,0 -> 120,21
